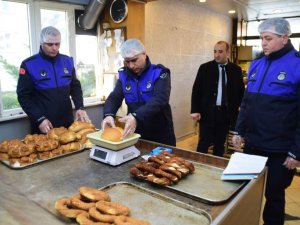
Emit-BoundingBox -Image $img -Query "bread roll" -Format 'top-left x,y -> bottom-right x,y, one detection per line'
0,153 -> 9,160
36,139 -> 59,152
0,140 -> 10,153
59,142 -> 82,153
77,128 -> 96,148
68,121 -> 95,133
77,128 -> 96,136
101,127 -> 123,142
47,127 -> 68,140
7,141 -> 35,157
59,131 -> 80,144
23,134 -> 47,144
37,151 -> 52,160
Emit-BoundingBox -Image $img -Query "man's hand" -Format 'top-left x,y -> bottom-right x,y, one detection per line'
118,114 -> 137,138
232,135 -> 243,149
283,156 -> 300,170
75,109 -> 90,122
190,113 -> 201,121
39,119 -> 53,134
101,116 -> 115,130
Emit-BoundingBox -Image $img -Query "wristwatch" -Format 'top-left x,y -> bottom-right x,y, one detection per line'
110,0 -> 128,23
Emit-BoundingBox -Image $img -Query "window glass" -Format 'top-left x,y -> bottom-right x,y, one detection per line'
40,9 -> 69,55
0,0 -> 102,120
291,38 -> 300,51
0,1 -> 29,114
287,18 -> 300,33
240,19 -> 300,55
75,35 -> 99,98
246,18 -> 300,37
245,39 -> 263,59
246,21 -> 261,36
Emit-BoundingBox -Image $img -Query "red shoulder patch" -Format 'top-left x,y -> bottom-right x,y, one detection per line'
19,68 -> 26,75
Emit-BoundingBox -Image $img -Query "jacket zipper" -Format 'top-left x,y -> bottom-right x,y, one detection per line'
258,60 -> 272,93
135,78 -> 140,102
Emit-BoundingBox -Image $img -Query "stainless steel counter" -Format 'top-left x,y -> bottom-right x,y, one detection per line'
0,140 -> 266,225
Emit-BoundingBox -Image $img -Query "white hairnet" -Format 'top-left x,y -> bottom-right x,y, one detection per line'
40,26 -> 61,44
120,39 -> 145,58
258,17 -> 291,36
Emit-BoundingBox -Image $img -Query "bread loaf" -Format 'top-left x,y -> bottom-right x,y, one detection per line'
101,127 -> 123,142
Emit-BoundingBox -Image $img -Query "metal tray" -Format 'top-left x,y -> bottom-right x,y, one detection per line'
0,147 -> 85,170
165,162 -> 246,204
100,182 -> 212,225
134,161 -> 246,205
87,131 -> 141,150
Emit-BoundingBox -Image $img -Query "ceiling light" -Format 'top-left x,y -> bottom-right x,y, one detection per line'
273,9 -> 282,13
199,0 -> 206,2
228,10 -> 236,14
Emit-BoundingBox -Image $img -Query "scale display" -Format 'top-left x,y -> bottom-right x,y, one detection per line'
90,145 -> 140,166
93,149 -> 107,160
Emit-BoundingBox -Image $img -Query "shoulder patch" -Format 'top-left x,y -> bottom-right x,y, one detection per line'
118,67 -> 125,72
19,68 -> 26,75
160,72 -> 168,79
295,52 -> 300,58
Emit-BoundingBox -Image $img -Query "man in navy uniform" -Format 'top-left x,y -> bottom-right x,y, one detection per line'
17,26 -> 89,134
233,18 -> 300,225
102,39 -> 176,146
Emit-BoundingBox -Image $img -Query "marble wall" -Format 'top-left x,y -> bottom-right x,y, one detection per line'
145,0 -> 233,139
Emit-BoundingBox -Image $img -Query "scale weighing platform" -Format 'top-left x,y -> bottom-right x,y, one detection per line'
90,145 -> 140,166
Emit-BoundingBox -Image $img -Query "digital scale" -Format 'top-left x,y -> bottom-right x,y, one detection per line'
90,145 -> 140,166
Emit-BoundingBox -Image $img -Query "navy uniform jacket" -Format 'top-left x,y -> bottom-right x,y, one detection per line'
104,56 -> 176,146
235,42 -> 300,160
17,47 -> 84,133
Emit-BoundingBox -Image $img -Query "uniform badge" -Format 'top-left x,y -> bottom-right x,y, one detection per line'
19,68 -> 26,75
160,72 -> 167,79
125,83 -> 132,91
146,81 -> 152,89
250,70 -> 257,78
40,70 -> 47,77
64,68 -> 69,74
277,72 -> 286,81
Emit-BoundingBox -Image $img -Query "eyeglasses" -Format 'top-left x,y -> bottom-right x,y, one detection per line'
44,42 -> 61,47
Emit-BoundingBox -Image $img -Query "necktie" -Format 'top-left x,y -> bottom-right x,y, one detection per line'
220,65 -> 227,106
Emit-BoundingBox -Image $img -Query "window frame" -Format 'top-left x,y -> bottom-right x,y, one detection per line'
0,0 -> 103,121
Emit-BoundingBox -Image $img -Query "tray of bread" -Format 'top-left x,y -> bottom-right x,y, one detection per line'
0,121 -> 96,169
87,127 -> 141,151
54,183 -> 211,225
130,151 -> 245,205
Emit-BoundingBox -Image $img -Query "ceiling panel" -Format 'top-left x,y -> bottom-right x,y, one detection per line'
185,0 -> 300,21
52,0 -> 300,21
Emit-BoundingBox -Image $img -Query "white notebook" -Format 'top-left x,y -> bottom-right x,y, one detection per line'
221,152 -> 268,180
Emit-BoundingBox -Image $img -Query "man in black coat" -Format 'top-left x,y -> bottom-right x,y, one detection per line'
191,41 -> 244,156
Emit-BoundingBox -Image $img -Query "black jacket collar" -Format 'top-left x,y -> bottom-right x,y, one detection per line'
266,40 -> 295,60
39,46 -> 58,62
